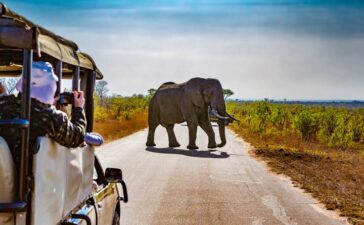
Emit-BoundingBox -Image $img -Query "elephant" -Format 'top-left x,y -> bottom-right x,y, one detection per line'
146,77 -> 238,149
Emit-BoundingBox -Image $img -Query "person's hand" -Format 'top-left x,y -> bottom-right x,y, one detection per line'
74,91 -> 85,108
0,83 -> 7,95
53,95 -> 68,113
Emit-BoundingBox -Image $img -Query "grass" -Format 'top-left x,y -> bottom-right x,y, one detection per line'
94,111 -> 148,142
230,124 -> 364,225
92,96 -> 364,224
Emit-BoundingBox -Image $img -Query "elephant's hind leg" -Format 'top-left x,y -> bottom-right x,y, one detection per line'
166,124 -> 180,148
146,124 -> 158,146
146,98 -> 159,147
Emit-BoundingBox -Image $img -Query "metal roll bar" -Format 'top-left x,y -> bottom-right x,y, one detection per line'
19,49 -> 32,204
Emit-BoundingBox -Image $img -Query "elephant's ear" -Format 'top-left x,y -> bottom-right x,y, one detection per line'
184,78 -> 205,107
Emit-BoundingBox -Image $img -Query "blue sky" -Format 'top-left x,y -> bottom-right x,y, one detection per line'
4,0 -> 364,99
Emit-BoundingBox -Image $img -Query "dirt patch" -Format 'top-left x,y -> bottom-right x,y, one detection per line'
230,127 -> 364,225
94,111 -> 148,142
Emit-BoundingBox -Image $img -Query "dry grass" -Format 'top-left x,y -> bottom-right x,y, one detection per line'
230,125 -> 364,225
94,111 -> 148,142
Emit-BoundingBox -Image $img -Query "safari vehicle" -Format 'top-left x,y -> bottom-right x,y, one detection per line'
0,3 -> 127,225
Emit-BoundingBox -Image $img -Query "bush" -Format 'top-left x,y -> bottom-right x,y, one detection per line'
294,109 -> 320,141
328,114 -> 353,148
244,101 -> 271,134
118,110 -> 137,121
350,114 -> 364,142
94,106 -> 108,122
226,101 -> 364,149
317,109 -> 337,144
271,105 -> 291,131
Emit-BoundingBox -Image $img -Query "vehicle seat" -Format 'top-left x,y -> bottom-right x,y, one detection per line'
31,137 -> 94,225
0,136 -> 16,225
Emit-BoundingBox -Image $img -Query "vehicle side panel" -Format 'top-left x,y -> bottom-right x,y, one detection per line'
0,137 -> 16,225
94,184 -> 118,225
31,137 -> 94,225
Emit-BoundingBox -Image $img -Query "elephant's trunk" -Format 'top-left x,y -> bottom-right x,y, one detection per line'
226,112 -> 240,122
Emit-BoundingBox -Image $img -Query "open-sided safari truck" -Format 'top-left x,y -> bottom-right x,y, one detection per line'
0,3 -> 127,225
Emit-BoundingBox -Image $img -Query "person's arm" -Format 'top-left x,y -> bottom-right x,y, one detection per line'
48,91 -> 87,148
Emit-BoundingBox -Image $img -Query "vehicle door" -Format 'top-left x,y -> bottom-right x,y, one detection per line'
93,158 -> 119,225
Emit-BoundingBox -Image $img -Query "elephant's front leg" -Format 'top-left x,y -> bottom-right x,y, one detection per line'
166,124 -> 180,148
186,120 -> 199,150
199,114 -> 217,148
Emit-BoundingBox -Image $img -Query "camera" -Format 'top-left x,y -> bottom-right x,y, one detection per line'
59,92 -> 74,105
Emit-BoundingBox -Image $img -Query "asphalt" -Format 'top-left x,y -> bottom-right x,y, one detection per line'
96,124 -> 349,225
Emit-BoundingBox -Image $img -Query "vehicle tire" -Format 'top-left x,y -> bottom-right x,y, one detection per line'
112,212 -> 120,225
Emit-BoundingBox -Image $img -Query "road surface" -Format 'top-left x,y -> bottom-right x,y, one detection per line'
96,124 -> 348,225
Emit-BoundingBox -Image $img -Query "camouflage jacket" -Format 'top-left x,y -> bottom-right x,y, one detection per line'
0,95 -> 86,169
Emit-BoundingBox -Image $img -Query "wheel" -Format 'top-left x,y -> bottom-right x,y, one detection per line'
112,212 -> 120,225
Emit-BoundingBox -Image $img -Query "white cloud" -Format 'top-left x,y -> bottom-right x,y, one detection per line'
60,28 -> 364,99
10,2 -> 364,99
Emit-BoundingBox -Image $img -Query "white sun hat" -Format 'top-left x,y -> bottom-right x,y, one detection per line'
16,61 -> 59,105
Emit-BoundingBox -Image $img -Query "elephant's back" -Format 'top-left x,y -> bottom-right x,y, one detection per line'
158,81 -> 186,90
158,82 -> 178,90
155,81 -> 184,103
154,84 -> 184,118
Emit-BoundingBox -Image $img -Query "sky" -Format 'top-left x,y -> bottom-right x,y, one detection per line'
5,0 -> 364,100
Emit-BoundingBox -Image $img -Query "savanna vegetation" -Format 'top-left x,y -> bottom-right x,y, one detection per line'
227,101 -> 364,225
78,79 -> 364,224
93,81 -> 150,142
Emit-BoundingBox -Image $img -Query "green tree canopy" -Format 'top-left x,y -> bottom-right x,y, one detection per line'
223,89 -> 234,100
148,88 -> 156,96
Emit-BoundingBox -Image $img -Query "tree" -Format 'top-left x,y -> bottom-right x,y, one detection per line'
223,89 -> 234,100
0,78 -> 18,94
147,88 -> 156,97
95,80 -> 109,106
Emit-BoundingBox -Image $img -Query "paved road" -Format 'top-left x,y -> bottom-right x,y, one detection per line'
96,124 -> 348,225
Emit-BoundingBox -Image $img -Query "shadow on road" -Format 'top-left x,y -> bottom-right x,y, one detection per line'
145,147 -> 229,159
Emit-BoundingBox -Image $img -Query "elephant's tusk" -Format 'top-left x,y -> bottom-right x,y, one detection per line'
211,109 -> 230,120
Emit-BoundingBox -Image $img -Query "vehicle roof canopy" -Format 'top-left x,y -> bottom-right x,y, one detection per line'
0,3 -> 103,79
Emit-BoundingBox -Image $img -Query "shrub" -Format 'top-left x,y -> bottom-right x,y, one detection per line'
119,110 -> 136,121
94,106 -> 108,122
271,105 -> 291,131
317,109 -> 338,144
328,114 -> 353,148
350,114 -> 364,142
294,109 -> 320,141
226,101 -> 364,149
246,101 -> 272,134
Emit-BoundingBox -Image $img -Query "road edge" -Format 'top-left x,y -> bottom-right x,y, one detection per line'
227,128 -> 350,225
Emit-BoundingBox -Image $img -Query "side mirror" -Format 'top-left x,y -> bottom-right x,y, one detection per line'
105,168 -> 123,183
105,168 -> 128,203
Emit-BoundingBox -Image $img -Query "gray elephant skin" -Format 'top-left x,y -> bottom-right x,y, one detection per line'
146,77 -> 236,149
